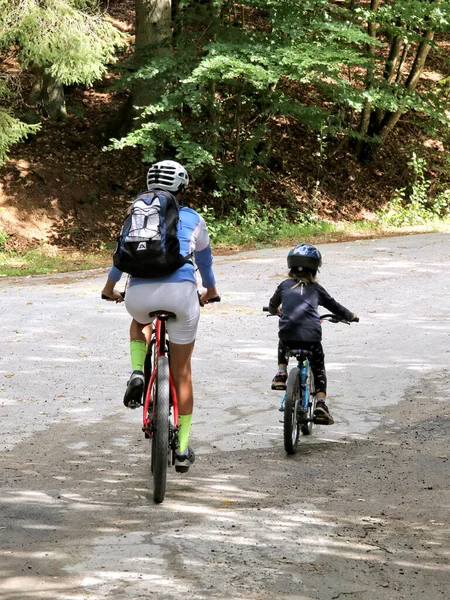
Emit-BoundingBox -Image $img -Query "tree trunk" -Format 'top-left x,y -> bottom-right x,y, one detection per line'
404,30 -> 435,89
372,32 -> 405,131
28,68 -> 44,105
358,25 -> 435,162
207,0 -> 220,159
235,91 -> 241,167
135,0 -> 172,49
42,74 -> 67,121
132,0 -> 173,122
27,68 -> 66,121
375,29 -> 435,142
384,31 -> 403,84
395,42 -> 410,84
355,0 -> 380,156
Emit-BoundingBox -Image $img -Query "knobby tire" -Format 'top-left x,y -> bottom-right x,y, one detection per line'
284,367 -> 301,455
152,356 -> 170,504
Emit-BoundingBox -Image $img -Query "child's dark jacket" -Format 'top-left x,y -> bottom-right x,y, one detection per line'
268,279 -> 354,343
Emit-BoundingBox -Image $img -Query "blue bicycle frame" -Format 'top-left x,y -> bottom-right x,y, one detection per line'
279,353 -> 310,413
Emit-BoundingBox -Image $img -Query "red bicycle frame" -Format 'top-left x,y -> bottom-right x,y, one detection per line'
142,314 -> 178,436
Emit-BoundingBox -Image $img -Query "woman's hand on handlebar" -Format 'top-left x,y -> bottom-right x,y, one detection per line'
200,286 -> 220,306
101,280 -> 125,303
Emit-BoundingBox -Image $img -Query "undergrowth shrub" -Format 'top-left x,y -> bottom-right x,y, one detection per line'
0,228 -> 9,251
379,154 -> 450,226
198,200 -> 335,246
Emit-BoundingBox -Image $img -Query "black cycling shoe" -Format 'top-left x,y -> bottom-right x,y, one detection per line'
313,400 -> 334,425
175,447 -> 195,473
123,370 -> 145,409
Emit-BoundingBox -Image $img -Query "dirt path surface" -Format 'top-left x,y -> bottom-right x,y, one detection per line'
1,233 -> 449,599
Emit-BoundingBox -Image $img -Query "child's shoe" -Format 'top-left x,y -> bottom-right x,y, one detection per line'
313,400 -> 334,425
271,371 -> 287,390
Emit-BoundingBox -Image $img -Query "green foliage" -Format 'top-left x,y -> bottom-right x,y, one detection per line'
379,154 -> 450,226
0,0 -> 124,164
3,0 -> 124,86
198,201 -> 290,244
0,227 -> 8,251
0,245 -> 110,276
197,199 -> 332,246
111,0 -> 450,194
0,108 -> 40,165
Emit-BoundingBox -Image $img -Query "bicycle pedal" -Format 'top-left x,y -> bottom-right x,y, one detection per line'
127,402 -> 141,410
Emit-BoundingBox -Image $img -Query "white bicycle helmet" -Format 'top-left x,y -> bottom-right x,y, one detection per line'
147,160 -> 189,192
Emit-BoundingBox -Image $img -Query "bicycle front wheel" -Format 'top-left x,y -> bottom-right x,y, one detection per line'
152,356 -> 170,504
284,367 -> 301,455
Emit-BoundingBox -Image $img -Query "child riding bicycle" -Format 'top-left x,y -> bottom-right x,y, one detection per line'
267,243 -> 358,425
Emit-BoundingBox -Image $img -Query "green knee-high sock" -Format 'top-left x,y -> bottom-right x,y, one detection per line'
177,414 -> 193,453
130,340 -> 147,372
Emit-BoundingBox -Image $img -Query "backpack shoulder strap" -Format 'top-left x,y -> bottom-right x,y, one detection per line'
133,190 -> 157,206
153,190 -> 179,206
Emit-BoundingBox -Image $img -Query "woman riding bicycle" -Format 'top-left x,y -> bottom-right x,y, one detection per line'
268,243 -> 358,425
101,160 -> 219,472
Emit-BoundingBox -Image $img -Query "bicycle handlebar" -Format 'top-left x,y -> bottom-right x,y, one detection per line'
320,313 -> 359,324
263,306 -> 359,323
199,295 -> 221,307
102,291 -> 221,307
101,292 -> 125,303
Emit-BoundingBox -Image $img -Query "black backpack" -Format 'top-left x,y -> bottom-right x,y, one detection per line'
113,190 -> 190,278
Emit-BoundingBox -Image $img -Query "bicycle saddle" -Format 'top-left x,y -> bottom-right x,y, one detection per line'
149,310 -> 177,319
288,348 -> 312,359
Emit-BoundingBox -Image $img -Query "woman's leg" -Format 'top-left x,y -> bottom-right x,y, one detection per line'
169,340 -> 196,455
130,319 -> 151,344
168,340 -> 195,415
129,319 -> 151,371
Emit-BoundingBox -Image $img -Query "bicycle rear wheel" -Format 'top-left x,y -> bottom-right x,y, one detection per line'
284,367 -> 301,455
301,365 -> 316,436
152,356 -> 170,504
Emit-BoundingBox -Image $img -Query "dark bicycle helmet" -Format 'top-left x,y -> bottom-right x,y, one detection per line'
147,160 -> 189,192
287,243 -> 322,271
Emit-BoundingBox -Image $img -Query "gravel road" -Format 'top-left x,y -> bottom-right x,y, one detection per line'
1,232 -> 449,599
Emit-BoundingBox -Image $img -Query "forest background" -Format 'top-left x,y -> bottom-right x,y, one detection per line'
1,0 -> 450,275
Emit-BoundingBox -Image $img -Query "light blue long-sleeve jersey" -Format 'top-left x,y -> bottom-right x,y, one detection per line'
108,206 -> 216,289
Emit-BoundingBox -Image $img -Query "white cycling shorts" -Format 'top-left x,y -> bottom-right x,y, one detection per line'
124,281 -> 200,345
